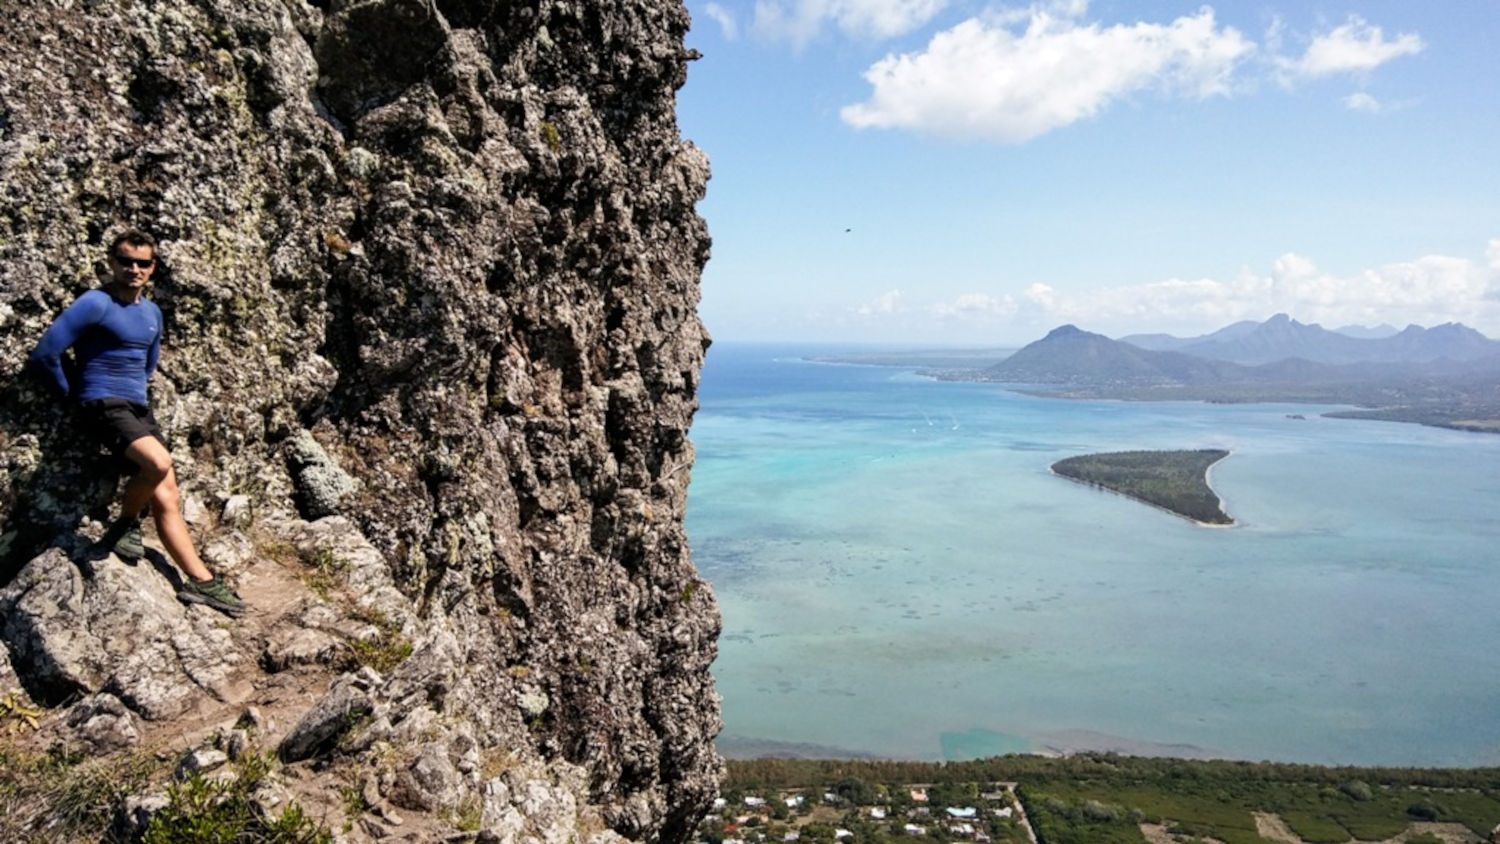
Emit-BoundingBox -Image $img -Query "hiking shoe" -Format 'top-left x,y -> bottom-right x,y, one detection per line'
106,517 -> 145,560
178,574 -> 246,617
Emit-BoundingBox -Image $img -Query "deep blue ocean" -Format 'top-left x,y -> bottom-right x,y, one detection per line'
686,342 -> 1500,766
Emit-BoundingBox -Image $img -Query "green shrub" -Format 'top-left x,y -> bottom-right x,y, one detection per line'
1338,780 -> 1373,801
1082,799 -> 1124,821
143,752 -> 330,843
832,776 -> 875,805
1407,798 -> 1444,821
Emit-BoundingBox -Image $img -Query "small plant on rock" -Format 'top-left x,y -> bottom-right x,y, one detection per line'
539,120 -> 562,152
338,781 -> 370,833
143,751 -> 331,843
299,548 -> 347,600
447,795 -> 483,832
345,608 -> 413,674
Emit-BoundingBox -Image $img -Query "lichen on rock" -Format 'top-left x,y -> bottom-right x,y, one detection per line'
285,428 -> 357,518
0,1 -> 721,840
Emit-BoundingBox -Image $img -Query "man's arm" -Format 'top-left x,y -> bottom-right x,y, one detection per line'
144,302 -> 162,380
27,291 -> 107,399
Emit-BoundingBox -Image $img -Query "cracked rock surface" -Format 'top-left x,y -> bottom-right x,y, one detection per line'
1,541 -> 249,720
1,1 -> 721,840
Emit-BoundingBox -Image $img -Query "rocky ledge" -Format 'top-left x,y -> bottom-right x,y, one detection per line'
0,1 -> 720,841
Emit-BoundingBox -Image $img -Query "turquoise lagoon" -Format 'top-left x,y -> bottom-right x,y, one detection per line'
686,343 -> 1500,766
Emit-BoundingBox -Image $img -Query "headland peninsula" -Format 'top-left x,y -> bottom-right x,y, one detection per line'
1051,449 -> 1233,525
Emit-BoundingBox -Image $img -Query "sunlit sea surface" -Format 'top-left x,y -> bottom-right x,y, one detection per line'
686,343 -> 1500,766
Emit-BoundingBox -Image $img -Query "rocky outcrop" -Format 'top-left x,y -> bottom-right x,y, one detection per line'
0,1 -> 719,840
0,539 -> 249,720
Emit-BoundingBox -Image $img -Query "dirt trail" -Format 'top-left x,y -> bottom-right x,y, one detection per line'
1253,813 -> 1304,843
127,544 -> 333,751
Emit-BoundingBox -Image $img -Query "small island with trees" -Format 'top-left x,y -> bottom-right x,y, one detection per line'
1051,449 -> 1233,525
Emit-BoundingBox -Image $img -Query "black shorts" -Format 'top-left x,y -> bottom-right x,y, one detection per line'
79,398 -> 167,457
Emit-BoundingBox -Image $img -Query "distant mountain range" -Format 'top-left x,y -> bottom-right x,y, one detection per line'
1116,313 -> 1500,366
800,315 -> 1500,432
992,325 -> 1237,386
972,317 -> 1500,432
1333,323 -> 1401,340
988,318 -> 1500,387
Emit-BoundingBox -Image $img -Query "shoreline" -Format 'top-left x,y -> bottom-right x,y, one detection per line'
716,724 -> 1500,768
716,728 -> 1225,764
1204,453 -> 1232,525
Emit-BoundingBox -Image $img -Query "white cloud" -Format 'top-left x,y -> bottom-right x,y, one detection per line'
1483,239 -> 1500,301
857,288 -> 905,315
1024,283 -> 1057,310
1341,91 -> 1419,115
1016,245 -> 1500,335
830,244 -> 1500,342
1273,252 -> 1317,281
840,5 -> 1254,143
929,292 -> 1018,319
1285,16 -> 1424,79
753,0 -> 948,45
704,2 -> 739,40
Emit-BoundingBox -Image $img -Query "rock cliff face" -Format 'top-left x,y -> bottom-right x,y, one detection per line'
0,1 -> 719,840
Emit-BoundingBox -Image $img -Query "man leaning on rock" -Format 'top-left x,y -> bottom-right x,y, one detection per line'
28,229 -> 246,617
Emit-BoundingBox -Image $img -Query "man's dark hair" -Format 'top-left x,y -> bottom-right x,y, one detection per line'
109,228 -> 157,254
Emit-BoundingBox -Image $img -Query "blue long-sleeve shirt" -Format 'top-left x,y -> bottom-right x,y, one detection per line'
29,289 -> 162,405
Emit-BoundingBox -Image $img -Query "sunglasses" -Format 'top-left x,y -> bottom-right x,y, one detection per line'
114,254 -> 156,269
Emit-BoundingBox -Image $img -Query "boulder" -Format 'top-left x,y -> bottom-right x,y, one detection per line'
0,545 -> 244,719
65,692 -> 141,753
277,672 -> 375,763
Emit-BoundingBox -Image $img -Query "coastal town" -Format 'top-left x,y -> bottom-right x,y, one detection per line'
696,781 -> 1035,843
701,755 -> 1500,844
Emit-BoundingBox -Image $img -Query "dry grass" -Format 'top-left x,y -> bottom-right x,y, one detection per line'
0,741 -> 159,843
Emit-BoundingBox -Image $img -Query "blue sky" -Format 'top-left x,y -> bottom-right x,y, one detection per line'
676,1 -> 1500,345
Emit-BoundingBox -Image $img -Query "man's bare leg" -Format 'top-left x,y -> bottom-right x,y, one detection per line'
119,435 -> 170,523
122,435 -> 212,583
